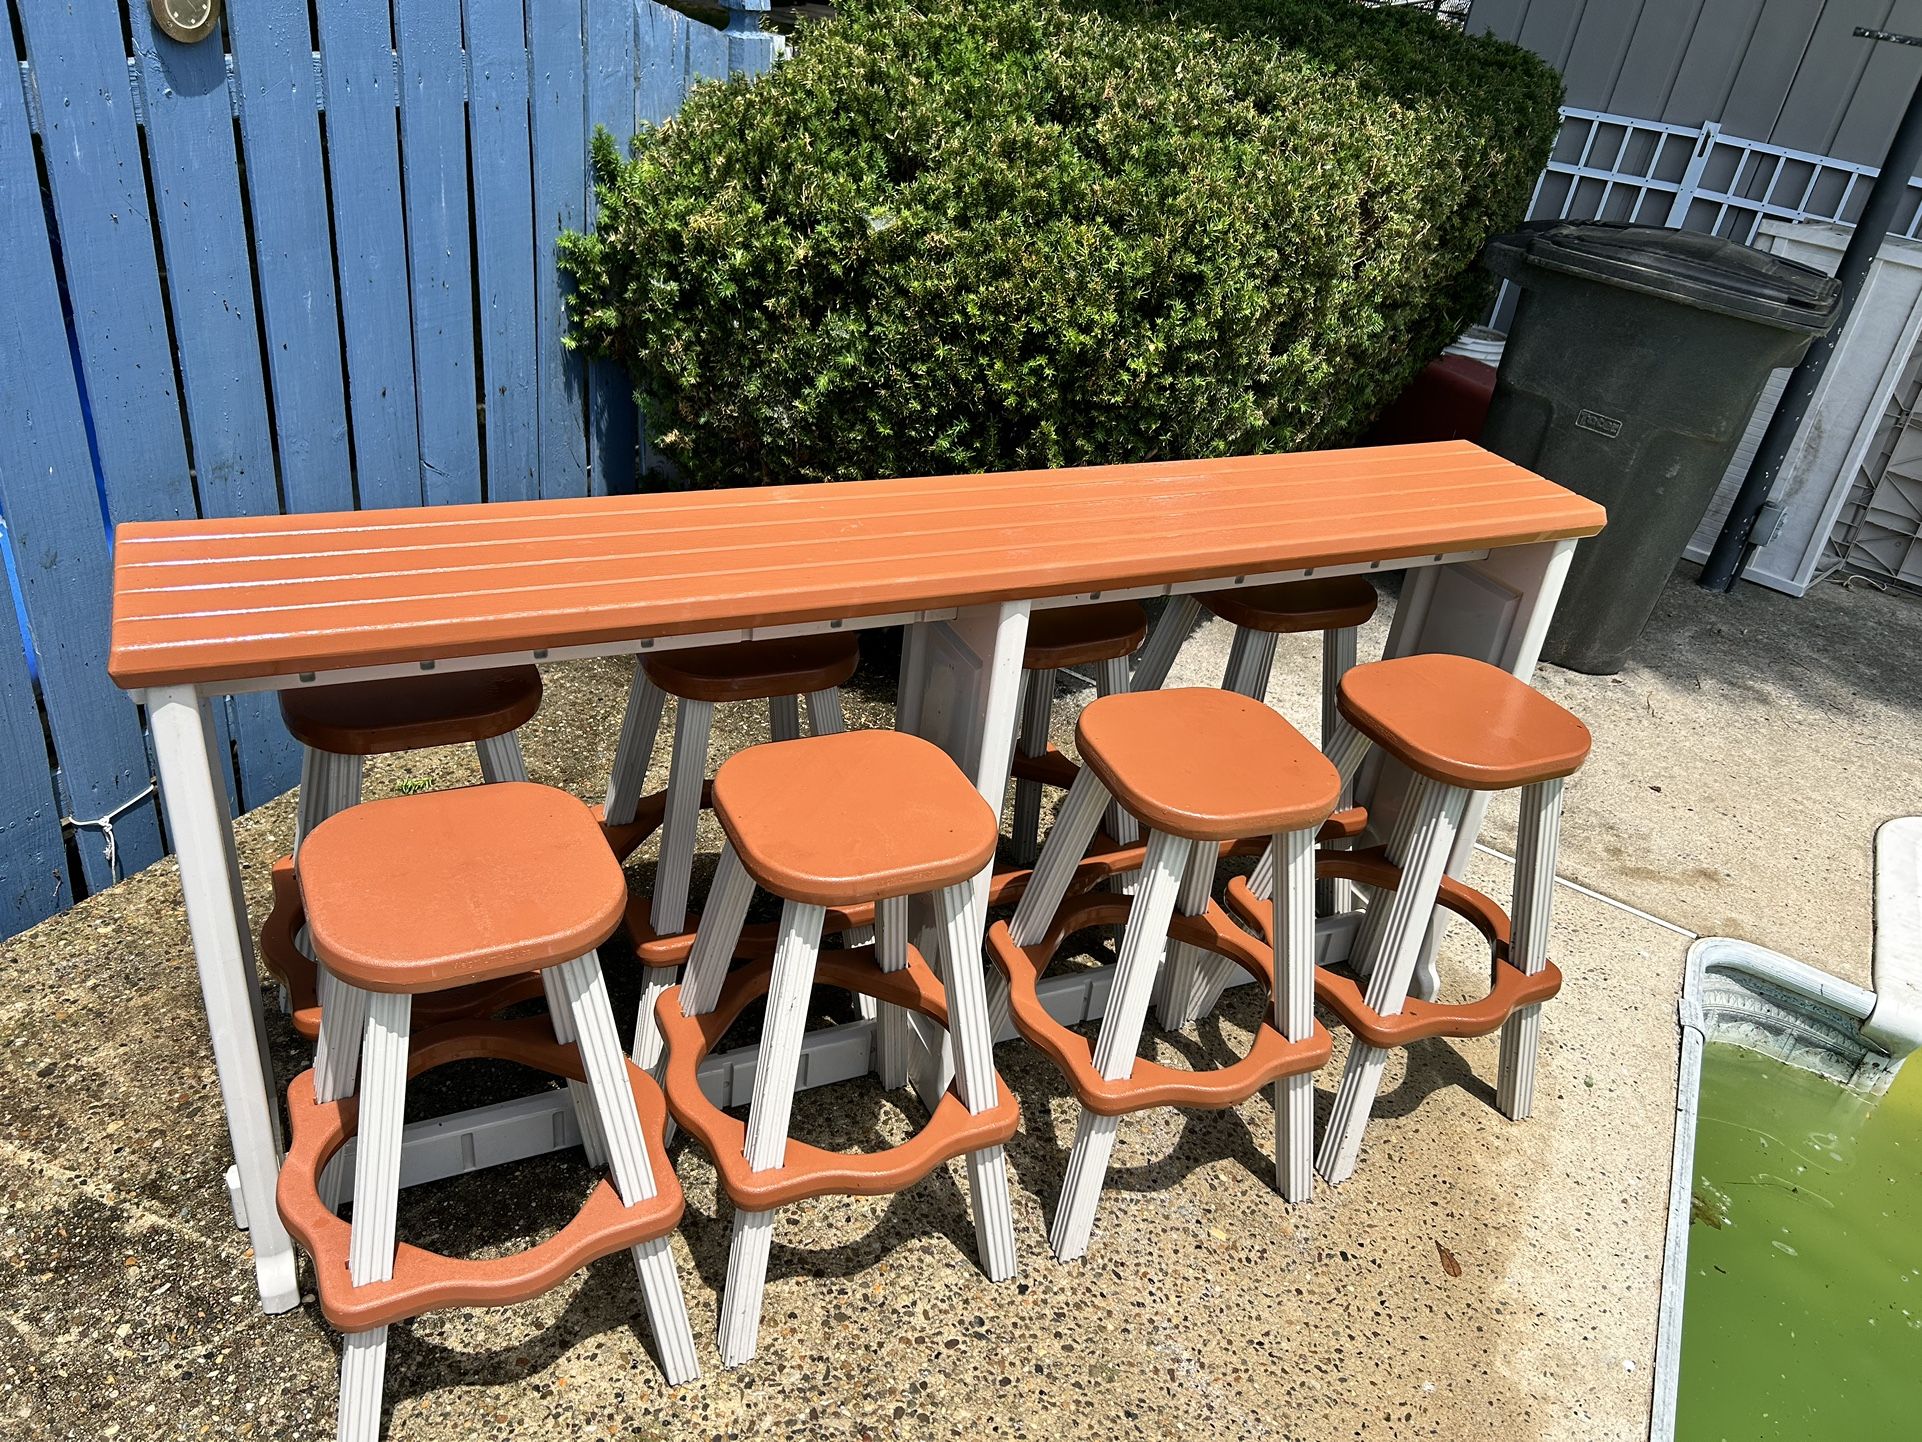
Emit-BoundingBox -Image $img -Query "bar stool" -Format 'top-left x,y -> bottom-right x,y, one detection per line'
277,782 -> 699,1440
988,688 -> 1339,1261
654,729 -> 1019,1366
1272,653 -> 1588,1186
260,667 -> 545,1040
1203,576 -> 1376,726
602,636 -> 861,933
1011,601 -> 1149,863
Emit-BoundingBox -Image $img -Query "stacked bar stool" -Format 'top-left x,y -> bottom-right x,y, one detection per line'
600,636 -> 861,1074
653,729 -> 1020,1365
277,781 -> 698,1440
988,688 -> 1339,1261
1231,653 -> 1587,1186
260,667 -> 546,1040
1010,602 -> 1149,863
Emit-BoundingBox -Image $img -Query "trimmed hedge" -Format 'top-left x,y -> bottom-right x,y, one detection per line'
561,0 -> 1561,487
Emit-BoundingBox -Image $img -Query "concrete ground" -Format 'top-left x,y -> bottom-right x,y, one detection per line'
2,563 -> 1914,1440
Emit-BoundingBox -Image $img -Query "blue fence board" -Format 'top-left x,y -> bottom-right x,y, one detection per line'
315,0 -> 424,512
14,1 -> 198,531
225,0 -> 355,516
0,11 -> 165,891
465,0 -> 542,504
636,1 -> 687,126
688,15 -> 730,85
530,0 -> 592,499
0,550 -> 68,931
394,0 -> 483,507
131,11 -> 302,809
586,0 -> 640,494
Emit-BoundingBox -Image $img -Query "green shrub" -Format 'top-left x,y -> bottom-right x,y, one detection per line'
561,0 -> 1560,487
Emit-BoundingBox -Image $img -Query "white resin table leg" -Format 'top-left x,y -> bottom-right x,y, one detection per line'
337,990 -> 410,1442
1317,777 -> 1467,1186
147,685 -> 300,1314
1272,827 -> 1318,1202
719,901 -> 826,1366
604,667 -> 667,827
1012,666 -> 1056,865
1050,829 -> 1186,1262
652,697 -> 714,935
1497,778 -> 1563,1121
559,952 -> 699,1384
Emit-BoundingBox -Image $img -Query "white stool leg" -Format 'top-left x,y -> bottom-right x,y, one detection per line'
873,893 -> 913,1090
719,900 -> 826,1367
474,730 -> 529,783
987,766 -> 1113,1040
558,951 -> 699,1384
933,881 -> 1019,1280
1012,667 -> 1056,865
1156,838 -> 1216,1030
1221,626 -> 1279,701
676,842 -> 755,1020
1316,777 -> 1468,1185
768,695 -> 803,742
1497,779 -> 1563,1121
805,687 -> 846,735
1351,768 -> 1429,978
541,967 -> 608,1167
1247,719 -> 1369,903
295,747 -> 364,857
1317,627 -> 1360,917
651,698 -> 713,936
1131,595 -> 1201,692
1093,658 -> 1139,849
336,990 -> 410,1442
312,972 -> 371,1212
1049,829 -> 1188,1262
1271,826 -> 1318,1202
604,667 -> 668,827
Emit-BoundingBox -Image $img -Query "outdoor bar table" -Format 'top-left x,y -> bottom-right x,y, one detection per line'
107,441 -> 1605,1314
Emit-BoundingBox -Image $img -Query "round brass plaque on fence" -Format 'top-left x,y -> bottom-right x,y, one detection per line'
151,0 -> 221,45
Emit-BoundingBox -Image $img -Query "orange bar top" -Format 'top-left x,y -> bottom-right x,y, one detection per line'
108,443 -> 1604,691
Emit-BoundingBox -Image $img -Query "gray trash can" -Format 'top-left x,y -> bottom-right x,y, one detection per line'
1480,222 -> 1841,674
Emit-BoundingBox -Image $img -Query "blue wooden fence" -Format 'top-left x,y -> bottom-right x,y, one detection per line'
0,0 -> 776,939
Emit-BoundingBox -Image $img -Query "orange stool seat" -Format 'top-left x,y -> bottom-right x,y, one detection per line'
278,666 -> 541,755
642,634 -> 859,704
1023,602 -> 1149,670
1336,653 -> 1591,791
1199,576 -> 1376,635
656,948 -> 1019,1210
1075,688 -> 1341,842
711,730 -> 998,907
278,1018 -> 683,1333
298,782 -> 627,993
989,892 -> 1330,1116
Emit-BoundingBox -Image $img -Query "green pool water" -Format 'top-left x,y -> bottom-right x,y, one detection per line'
1676,1044 -> 1922,1438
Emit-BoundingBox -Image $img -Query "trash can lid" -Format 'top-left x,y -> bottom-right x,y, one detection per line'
1483,221 -> 1842,333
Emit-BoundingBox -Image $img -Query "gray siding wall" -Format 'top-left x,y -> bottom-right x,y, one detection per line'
1469,0 -> 1922,165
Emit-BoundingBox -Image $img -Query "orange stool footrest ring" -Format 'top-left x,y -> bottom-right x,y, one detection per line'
1224,851 -> 1562,1048
987,893 -> 1331,1117
260,858 -> 546,1041
277,1017 -> 684,1334
655,949 -> 1019,1212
